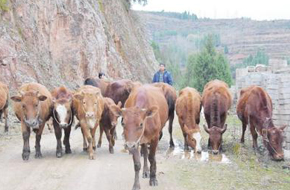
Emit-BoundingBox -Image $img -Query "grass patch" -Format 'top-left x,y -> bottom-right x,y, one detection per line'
0,0 -> 9,12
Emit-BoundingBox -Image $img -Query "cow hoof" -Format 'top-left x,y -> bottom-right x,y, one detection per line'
65,149 -> 72,154
83,147 -> 88,152
93,146 -> 96,151
56,152 -> 62,158
132,183 -> 140,190
22,152 -> 30,161
143,171 -> 150,178
109,147 -> 114,154
149,179 -> 158,186
97,143 -> 101,148
35,152 -> 42,158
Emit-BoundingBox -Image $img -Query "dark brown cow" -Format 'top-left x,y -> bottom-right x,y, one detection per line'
0,82 -> 9,132
237,85 -> 287,161
176,87 -> 202,153
11,83 -> 53,160
111,85 -> 168,190
97,98 -> 122,153
152,82 -> 177,147
51,86 -> 74,158
84,78 -> 110,96
202,80 -> 232,154
73,85 -> 104,160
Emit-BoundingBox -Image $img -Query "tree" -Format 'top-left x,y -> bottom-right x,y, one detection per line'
184,35 -> 232,92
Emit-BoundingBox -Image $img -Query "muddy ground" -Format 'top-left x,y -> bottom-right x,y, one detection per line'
0,110 -> 289,190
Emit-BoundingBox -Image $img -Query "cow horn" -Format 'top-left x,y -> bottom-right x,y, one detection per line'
203,124 -> 210,134
19,91 -> 25,96
221,124 -> 227,134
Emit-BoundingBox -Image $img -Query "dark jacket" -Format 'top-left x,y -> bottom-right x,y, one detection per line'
152,70 -> 173,85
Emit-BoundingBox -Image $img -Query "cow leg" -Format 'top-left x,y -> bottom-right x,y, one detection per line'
35,124 -> 45,158
54,124 -> 63,158
0,110 -> 2,122
63,125 -> 72,154
110,126 -> 116,146
241,121 -> 247,143
149,138 -> 158,186
97,125 -> 104,148
21,122 -> 31,160
249,122 -> 258,151
168,113 -> 175,148
81,127 -> 88,151
83,127 -> 94,159
183,132 -> 189,151
91,126 -> 97,151
131,148 -> 141,190
141,144 -> 149,178
4,107 -> 8,133
104,128 -> 114,154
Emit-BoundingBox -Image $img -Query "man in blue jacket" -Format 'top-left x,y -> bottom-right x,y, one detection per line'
152,63 -> 173,85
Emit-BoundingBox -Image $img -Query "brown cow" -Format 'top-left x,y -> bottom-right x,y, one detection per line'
202,80 -> 232,154
237,85 -> 287,161
11,83 -> 53,160
152,82 -> 177,147
0,82 -> 9,132
111,85 -> 168,190
97,98 -> 122,153
73,85 -> 104,160
176,87 -> 202,153
51,86 -> 74,158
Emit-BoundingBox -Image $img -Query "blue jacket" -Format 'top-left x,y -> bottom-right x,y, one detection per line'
152,70 -> 173,85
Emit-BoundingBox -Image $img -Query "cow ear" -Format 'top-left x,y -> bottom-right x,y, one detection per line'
203,124 -> 210,134
38,95 -> 47,101
117,101 -> 122,108
11,96 -> 22,102
145,106 -> 158,118
279,125 -> 287,131
110,105 -> 122,117
74,94 -> 83,101
95,91 -> 101,97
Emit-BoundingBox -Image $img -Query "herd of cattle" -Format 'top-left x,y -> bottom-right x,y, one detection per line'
0,78 -> 287,190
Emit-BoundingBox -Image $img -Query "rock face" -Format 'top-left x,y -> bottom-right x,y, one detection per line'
0,0 -> 157,91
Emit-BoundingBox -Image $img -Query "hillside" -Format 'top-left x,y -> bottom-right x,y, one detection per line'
0,0 -> 157,91
137,11 -> 290,65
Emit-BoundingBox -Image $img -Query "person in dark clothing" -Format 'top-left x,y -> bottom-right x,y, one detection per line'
152,63 -> 173,85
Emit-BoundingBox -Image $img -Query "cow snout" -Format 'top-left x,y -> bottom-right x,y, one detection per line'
212,150 -> 219,155
111,122 -> 117,127
60,123 -> 68,128
25,119 -> 39,129
85,112 -> 94,118
273,153 -> 284,161
125,142 -> 137,150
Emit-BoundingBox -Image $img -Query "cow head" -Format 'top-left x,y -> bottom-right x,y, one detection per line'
110,105 -> 158,151
262,125 -> 287,161
204,124 -> 227,154
108,101 -> 122,127
74,91 -> 102,128
183,125 -> 202,153
11,91 -> 47,129
52,95 -> 73,128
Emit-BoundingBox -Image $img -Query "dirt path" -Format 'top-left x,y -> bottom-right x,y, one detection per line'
0,120 -> 184,190
0,114 -> 290,190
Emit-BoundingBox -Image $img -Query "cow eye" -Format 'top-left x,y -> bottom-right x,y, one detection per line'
138,123 -> 143,129
83,101 -> 86,105
34,104 -> 38,108
22,105 -> 26,109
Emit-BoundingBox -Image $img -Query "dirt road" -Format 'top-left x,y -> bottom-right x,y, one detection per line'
0,119 -> 185,190
0,115 -> 290,190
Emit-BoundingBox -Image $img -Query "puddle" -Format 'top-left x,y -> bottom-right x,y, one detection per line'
165,142 -> 231,164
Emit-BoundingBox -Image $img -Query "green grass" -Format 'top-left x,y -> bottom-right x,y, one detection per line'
0,0 -> 9,12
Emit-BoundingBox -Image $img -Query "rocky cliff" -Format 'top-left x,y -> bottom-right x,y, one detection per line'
0,0 -> 157,91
